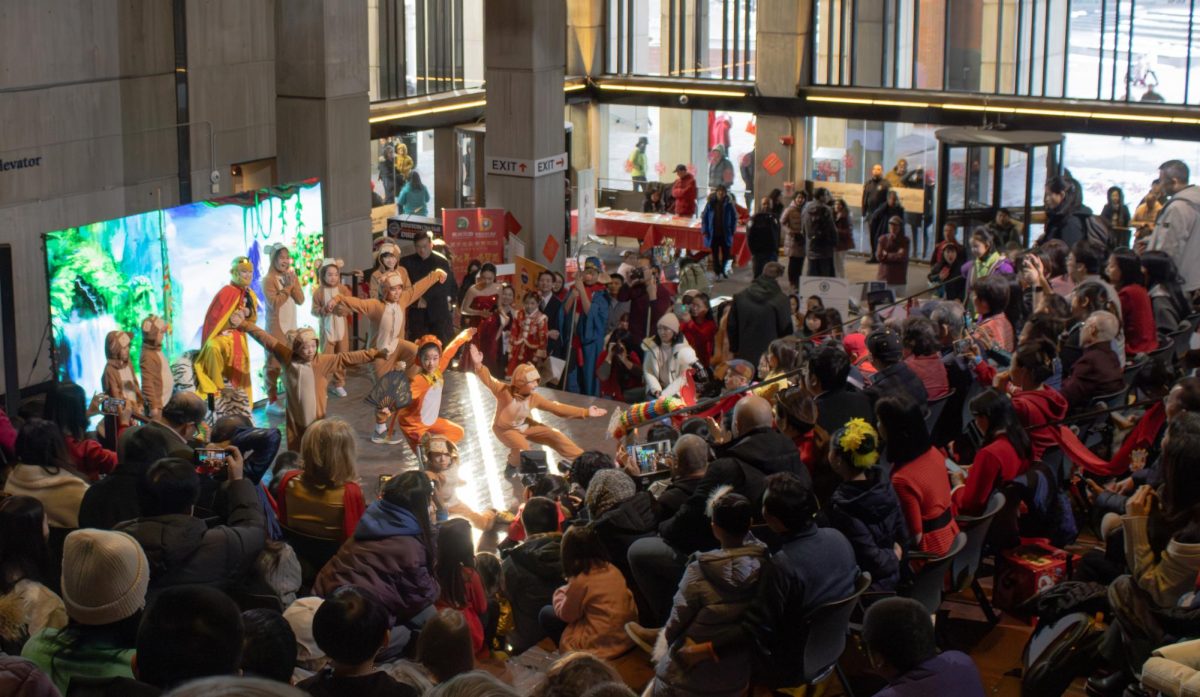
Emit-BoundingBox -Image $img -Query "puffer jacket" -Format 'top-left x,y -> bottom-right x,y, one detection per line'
781,203 -> 805,258
653,538 -> 770,697
801,200 -> 837,260
0,656 -> 60,697
824,468 -> 910,591
313,499 -> 438,626
501,532 -> 564,654
590,492 -> 658,602
115,477 -> 265,593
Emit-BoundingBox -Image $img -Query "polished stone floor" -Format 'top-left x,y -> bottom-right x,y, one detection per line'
259,366 -> 623,510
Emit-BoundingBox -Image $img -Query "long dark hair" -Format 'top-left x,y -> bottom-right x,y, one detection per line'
382,471 -> 436,568
435,518 -> 476,609
43,382 -> 91,441
1142,251 -> 1190,319
16,419 -> 75,476
875,395 -> 932,465
969,389 -> 1032,461
561,525 -> 609,578
1160,413 -> 1200,533
0,496 -> 50,594
1108,248 -> 1145,288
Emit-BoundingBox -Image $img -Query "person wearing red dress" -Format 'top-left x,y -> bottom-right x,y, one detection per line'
951,389 -> 1032,516
680,292 -> 717,366
459,263 -> 503,373
1106,249 -> 1158,356
507,292 -> 549,377
877,394 -> 960,556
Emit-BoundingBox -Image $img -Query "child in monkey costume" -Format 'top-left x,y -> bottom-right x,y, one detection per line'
333,268 -> 447,379
369,240 -> 410,300
139,315 -> 172,419
195,256 -> 259,403
377,328 -> 475,446
244,323 -> 385,446
103,330 -> 145,426
419,433 -> 496,530
263,243 -> 305,407
311,258 -> 353,397
469,344 -> 607,467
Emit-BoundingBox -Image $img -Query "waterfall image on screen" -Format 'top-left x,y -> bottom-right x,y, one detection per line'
44,180 -> 325,404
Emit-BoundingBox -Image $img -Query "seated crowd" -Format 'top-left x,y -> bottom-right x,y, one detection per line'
2,159 -> 1200,697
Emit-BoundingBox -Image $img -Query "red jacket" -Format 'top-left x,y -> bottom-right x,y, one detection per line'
876,232 -> 909,286
1118,284 -> 1158,356
671,174 -> 698,217
65,435 -> 118,481
953,435 -> 1030,515
681,317 -> 717,366
1011,387 -> 1069,462
891,447 -> 960,556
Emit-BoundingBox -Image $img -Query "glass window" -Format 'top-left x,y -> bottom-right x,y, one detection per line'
606,0 -> 755,80
372,131 -> 437,216
371,0 -> 483,102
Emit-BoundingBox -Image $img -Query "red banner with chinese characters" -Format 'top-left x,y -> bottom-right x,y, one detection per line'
440,208 -> 507,284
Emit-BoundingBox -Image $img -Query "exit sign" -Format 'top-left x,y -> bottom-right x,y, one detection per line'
487,152 -> 568,179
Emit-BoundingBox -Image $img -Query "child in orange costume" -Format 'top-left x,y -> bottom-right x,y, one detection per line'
311,258 -> 353,397
468,344 -> 607,467
243,323 -> 385,446
507,291 -> 548,377
334,268 -> 447,379
381,328 -> 475,448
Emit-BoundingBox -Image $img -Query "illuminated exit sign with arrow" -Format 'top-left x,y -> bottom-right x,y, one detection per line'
487,152 -> 568,179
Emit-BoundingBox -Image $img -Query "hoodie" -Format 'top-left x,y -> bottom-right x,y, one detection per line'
102,331 -> 144,422
728,275 -> 792,368
313,499 -> 438,625
653,538 -> 769,697
825,467 -> 910,591
139,316 -> 173,415
1011,387 -> 1069,462
502,532 -> 564,653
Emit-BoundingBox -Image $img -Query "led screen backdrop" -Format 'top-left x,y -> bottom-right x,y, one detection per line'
44,180 -> 325,403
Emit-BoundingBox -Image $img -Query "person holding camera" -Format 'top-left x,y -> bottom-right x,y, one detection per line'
597,312 -> 642,402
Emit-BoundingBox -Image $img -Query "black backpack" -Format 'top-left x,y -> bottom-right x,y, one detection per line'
1020,611 -> 1106,697
1079,213 -> 1114,252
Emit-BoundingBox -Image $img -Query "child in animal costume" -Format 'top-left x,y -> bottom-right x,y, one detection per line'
244,324 -> 386,446
311,258 -> 354,397
507,291 -> 548,377
333,268 -> 447,379
102,330 -> 145,426
139,315 -> 172,419
263,244 -> 305,407
419,433 -> 496,530
195,256 -> 259,403
468,343 -> 607,467
368,240 -> 410,300
378,328 -> 474,446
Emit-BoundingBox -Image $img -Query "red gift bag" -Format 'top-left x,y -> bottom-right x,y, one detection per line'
993,538 -> 1081,616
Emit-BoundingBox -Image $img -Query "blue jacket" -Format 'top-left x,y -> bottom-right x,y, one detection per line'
824,467 -> 910,591
874,651 -> 985,697
702,196 -> 738,248
355,499 -> 424,541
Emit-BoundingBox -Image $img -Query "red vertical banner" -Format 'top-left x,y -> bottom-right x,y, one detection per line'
440,208 -> 507,283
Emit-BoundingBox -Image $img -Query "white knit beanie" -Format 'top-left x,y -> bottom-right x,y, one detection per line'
61,529 -> 149,626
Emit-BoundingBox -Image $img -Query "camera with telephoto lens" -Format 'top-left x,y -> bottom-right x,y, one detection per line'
518,450 -> 549,487
690,362 -> 723,399
627,267 -> 645,282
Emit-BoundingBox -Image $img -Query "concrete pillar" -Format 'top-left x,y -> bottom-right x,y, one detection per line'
753,0 -> 811,204
433,127 -> 458,215
853,0 -> 885,87
567,0 -> 603,75
275,0 -> 373,271
483,0 -> 567,268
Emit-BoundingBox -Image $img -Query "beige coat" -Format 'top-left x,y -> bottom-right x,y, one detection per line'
552,562 -> 638,659
3,466 -> 89,529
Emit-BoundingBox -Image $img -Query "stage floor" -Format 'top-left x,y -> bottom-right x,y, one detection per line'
256,366 -> 624,511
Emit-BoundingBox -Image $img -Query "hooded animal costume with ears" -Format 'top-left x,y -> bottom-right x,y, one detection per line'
311,257 -> 353,388
139,315 -> 172,417
263,244 -> 306,403
103,330 -> 145,426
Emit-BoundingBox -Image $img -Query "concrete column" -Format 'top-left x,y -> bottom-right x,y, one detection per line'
433,127 -> 458,215
753,0 -> 811,203
483,0 -> 567,268
567,0 -> 603,75
275,0 -> 373,271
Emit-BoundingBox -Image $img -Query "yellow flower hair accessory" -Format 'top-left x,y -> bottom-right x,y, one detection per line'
834,418 -> 879,469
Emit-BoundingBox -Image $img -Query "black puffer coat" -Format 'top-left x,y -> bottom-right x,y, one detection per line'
823,467 -> 910,591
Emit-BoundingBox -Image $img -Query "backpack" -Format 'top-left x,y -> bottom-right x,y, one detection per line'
1079,213 -> 1114,252
1014,464 -> 1079,548
1020,611 -> 1106,697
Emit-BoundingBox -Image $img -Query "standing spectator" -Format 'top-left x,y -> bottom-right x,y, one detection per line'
870,190 -> 905,270
21,529 -> 149,695
628,137 -> 648,191
379,142 -> 398,203
3,420 -> 89,530
116,451 -> 266,592
275,418 -> 366,541
1132,179 -> 1165,236
727,262 -> 792,371
313,471 -> 438,633
766,188 -> 786,218
832,197 -> 854,278
643,491 -> 767,697
862,165 -> 890,262
739,151 -> 755,209
298,587 -> 419,697
986,208 -> 1024,249
1106,248 -> 1157,356
803,187 -> 838,278
825,419 -> 909,591
1142,251 -> 1191,334
1101,186 -> 1132,231
393,142 -> 414,184
701,186 -> 737,279
928,224 -> 965,300
401,232 -> 458,343
876,215 -> 910,297
537,271 -> 565,359
542,525 -> 637,659
501,497 -> 564,654
643,184 -> 667,213
620,265 -> 675,348
1147,160 -> 1200,294
707,146 -> 734,190
747,196 -> 781,277
670,165 -> 697,218
0,497 -> 66,655
876,395 -> 960,556
885,159 -> 909,189
780,191 -> 807,290
1039,175 -> 1089,248
397,171 -> 431,216
862,597 -> 985,696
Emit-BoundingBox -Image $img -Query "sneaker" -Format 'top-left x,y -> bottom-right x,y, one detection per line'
333,386 -> 348,398
624,622 -> 659,654
387,434 -> 405,445
371,426 -> 389,444
266,401 -> 286,415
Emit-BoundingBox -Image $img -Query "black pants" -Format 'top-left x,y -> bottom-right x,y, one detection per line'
712,244 -> 731,278
807,257 -> 835,278
787,256 -> 804,289
751,253 -> 774,278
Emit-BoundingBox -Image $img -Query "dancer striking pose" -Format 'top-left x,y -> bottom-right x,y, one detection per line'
377,328 -> 474,446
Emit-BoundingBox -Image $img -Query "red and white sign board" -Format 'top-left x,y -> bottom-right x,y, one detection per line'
487,152 -> 569,178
